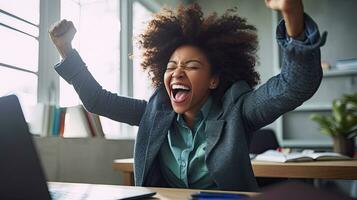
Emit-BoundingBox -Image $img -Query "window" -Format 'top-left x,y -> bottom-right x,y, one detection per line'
60,0 -> 121,139
0,0 -> 39,120
60,0 -> 156,139
0,0 -> 158,139
132,1 -> 154,101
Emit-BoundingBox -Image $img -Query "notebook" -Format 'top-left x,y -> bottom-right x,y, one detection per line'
254,150 -> 351,163
0,94 -> 156,200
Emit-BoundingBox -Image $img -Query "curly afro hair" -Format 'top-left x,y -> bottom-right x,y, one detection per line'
138,3 -> 260,98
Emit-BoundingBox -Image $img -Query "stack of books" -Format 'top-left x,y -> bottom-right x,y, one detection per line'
28,104 -> 104,138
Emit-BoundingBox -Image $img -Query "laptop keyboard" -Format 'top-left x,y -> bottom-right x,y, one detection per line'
50,190 -> 88,200
48,182 -> 156,200
49,183 -> 90,200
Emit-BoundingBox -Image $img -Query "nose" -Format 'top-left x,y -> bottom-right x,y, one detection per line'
172,66 -> 185,79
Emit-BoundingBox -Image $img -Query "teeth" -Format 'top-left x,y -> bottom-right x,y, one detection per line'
172,84 -> 190,90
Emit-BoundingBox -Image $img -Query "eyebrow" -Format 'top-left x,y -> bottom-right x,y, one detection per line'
168,59 -> 203,65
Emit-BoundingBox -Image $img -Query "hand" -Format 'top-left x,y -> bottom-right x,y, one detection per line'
265,0 -> 302,13
49,19 -> 77,59
265,0 -> 304,38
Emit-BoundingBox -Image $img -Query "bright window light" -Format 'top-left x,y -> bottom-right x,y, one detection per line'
60,0 -> 121,138
0,26 -> 38,72
0,67 -> 37,121
0,0 -> 40,25
0,1 -> 39,122
133,1 -> 154,101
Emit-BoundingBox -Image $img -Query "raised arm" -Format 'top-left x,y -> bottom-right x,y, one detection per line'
241,0 -> 327,132
49,20 -> 147,126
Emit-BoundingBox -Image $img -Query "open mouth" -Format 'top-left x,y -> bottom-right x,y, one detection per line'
171,84 -> 191,103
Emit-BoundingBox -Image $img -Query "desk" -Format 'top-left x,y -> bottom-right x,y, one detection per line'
48,182 -> 257,200
112,158 -> 357,186
112,159 -> 135,186
252,160 -> 357,179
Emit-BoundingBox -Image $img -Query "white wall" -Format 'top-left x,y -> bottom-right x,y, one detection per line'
34,137 -> 134,185
197,0 -> 278,131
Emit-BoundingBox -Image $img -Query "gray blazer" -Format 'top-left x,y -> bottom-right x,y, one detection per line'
55,14 -> 326,192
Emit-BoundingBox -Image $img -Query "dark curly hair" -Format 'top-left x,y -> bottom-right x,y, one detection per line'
138,3 -> 260,98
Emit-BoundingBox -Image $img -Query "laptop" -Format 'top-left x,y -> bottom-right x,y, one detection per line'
0,95 -> 156,200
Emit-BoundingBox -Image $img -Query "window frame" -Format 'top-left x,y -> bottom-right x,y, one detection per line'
1,0 -> 159,139
119,0 -> 158,138
1,0 -> 159,138
0,8 -> 39,92
40,0 -> 158,139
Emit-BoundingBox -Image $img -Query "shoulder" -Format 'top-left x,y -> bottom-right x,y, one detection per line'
147,86 -> 172,111
221,81 -> 252,106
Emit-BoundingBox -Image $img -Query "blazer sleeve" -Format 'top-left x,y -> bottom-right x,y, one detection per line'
241,13 -> 327,133
55,50 -> 147,126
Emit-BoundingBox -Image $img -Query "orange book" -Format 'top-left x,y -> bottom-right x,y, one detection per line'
59,108 -> 66,137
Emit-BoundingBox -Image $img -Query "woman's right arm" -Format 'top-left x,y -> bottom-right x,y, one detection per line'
49,20 -> 147,126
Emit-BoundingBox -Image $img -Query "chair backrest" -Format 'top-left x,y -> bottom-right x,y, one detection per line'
249,129 -> 280,154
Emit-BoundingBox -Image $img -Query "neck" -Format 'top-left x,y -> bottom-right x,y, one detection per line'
183,94 -> 210,129
183,112 -> 196,129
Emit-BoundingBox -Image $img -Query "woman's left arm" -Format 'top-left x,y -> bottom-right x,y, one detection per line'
241,0 -> 327,133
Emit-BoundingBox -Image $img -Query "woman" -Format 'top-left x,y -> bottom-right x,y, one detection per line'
49,0 -> 326,191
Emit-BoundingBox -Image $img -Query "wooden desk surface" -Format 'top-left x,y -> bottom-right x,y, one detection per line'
251,160 -> 357,179
113,158 -> 357,185
48,182 -> 257,200
113,158 -> 134,171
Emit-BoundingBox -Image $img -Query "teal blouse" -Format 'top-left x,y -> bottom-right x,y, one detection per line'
159,97 -> 217,189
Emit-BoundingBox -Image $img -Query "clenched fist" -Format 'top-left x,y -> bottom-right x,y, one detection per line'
265,0 -> 303,13
265,0 -> 304,38
49,19 -> 77,59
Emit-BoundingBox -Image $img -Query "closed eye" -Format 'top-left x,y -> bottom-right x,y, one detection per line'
185,65 -> 200,70
166,67 -> 176,71
166,60 -> 203,71
166,62 -> 177,71
185,60 -> 202,70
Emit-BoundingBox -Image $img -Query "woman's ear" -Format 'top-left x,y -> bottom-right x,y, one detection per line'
209,75 -> 220,89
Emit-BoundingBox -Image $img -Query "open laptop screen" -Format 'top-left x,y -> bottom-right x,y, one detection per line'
0,95 -> 157,200
0,95 -> 51,200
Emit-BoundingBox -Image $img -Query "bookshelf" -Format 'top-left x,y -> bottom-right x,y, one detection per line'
273,0 -> 357,148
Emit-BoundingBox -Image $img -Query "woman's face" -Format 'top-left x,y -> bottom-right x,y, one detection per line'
164,45 -> 219,116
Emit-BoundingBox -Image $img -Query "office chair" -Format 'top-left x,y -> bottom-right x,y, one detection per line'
249,129 -> 280,154
249,129 -> 286,188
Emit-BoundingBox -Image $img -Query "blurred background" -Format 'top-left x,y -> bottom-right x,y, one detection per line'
1,0 -> 356,197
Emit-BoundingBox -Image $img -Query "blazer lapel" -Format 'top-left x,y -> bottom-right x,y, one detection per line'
205,101 -> 225,159
204,81 -> 251,159
140,110 -> 175,184
205,120 -> 225,159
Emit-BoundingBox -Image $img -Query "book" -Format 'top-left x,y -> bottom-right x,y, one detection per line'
62,105 -> 92,138
27,103 -> 46,136
59,107 -> 67,137
253,150 -> 351,163
52,106 -> 62,136
47,105 -> 56,136
28,103 -> 104,138
85,112 -> 105,137
335,58 -> 357,70
84,111 -> 97,137
41,104 -> 50,137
